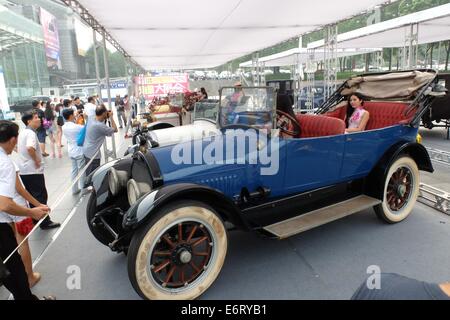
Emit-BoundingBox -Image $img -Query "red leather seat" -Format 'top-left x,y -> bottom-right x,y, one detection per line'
296,114 -> 345,138
363,102 -> 413,130
325,105 -> 347,121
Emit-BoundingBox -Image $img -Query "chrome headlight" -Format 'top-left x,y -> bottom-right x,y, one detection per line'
108,167 -> 128,196
127,179 -> 151,206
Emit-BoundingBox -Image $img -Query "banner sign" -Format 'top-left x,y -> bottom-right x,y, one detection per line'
74,19 -> 93,57
40,8 -> 61,69
135,74 -> 189,98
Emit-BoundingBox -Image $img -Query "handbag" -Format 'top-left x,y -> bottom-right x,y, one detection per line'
76,123 -> 87,147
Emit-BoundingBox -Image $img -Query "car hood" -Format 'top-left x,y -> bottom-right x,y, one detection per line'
149,120 -> 220,147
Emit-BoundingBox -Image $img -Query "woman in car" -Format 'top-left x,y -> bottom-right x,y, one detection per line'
345,93 -> 370,133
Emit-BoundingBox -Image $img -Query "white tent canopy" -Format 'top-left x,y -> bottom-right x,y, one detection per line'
74,0 -> 391,69
308,3 -> 450,49
239,47 -> 381,67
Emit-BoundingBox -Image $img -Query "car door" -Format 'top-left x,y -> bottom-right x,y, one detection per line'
339,128 -> 393,180
283,135 -> 345,194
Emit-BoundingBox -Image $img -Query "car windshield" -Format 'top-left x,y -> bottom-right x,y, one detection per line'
193,99 -> 219,122
168,93 -> 184,107
219,86 -> 275,130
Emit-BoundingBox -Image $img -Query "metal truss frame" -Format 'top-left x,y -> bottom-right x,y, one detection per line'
323,24 -> 338,102
305,48 -> 315,113
399,23 -> 419,69
252,52 -> 265,87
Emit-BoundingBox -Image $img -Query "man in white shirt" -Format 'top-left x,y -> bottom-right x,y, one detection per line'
17,111 -> 60,230
62,108 -> 86,194
84,96 -> 97,121
0,120 -> 54,300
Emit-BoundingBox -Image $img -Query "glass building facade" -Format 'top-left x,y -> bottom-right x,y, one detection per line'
0,1 -> 50,104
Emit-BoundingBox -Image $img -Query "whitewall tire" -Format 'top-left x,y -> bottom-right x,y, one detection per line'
374,156 -> 420,224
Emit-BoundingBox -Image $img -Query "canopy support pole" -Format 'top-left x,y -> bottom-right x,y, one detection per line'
400,23 -> 419,69
373,50 -> 384,71
252,52 -> 265,86
92,29 -> 102,101
323,24 -> 338,102
305,48 -> 315,113
293,37 -> 303,111
102,31 -> 117,162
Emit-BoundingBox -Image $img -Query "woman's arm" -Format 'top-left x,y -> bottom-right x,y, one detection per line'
346,111 -> 370,133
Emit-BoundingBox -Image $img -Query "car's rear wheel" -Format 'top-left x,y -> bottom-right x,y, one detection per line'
374,156 -> 419,223
86,191 -> 114,246
127,200 -> 227,300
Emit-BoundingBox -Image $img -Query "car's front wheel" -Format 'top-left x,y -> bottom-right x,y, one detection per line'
374,156 -> 420,223
127,200 -> 227,300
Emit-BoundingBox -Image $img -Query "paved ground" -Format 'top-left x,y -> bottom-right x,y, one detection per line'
11,195 -> 450,300
419,126 -> 450,152
1,123 -> 449,300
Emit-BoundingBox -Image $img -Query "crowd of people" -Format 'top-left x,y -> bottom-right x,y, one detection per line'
0,93 -> 121,300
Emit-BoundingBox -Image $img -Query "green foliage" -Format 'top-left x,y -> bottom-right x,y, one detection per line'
84,46 -> 128,78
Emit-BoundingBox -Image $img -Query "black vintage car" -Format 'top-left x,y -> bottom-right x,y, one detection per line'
9,99 -> 34,114
421,73 -> 450,137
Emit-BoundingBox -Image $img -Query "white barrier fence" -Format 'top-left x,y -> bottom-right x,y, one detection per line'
418,183 -> 450,215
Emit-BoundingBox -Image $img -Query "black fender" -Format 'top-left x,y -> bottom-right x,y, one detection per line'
86,157 -> 133,208
146,121 -> 175,131
365,141 -> 433,200
123,183 -> 248,231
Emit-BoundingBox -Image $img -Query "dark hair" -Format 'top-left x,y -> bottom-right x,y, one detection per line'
349,92 -> 365,106
95,104 -> 108,116
63,99 -> 72,107
0,120 -> 19,143
32,100 -> 40,108
21,110 -> 38,126
74,97 -> 80,101
62,108 -> 74,120
44,103 -> 54,121
55,103 -> 63,113
88,96 -> 95,103
345,93 -> 366,127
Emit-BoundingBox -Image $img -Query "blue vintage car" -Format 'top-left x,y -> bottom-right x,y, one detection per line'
86,69 -> 439,300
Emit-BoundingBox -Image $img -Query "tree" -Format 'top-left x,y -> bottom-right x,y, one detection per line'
84,46 -> 128,79
445,40 -> 450,71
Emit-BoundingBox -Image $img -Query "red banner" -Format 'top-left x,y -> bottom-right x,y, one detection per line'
135,74 -> 189,99
40,8 -> 60,70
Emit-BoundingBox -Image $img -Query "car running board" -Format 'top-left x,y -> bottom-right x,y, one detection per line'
263,195 -> 381,239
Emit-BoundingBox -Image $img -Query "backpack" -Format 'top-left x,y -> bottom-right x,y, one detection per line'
43,118 -> 52,129
57,111 -> 64,126
76,124 -> 87,147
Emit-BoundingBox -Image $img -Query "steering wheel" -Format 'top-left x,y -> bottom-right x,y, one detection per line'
276,110 -> 301,137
